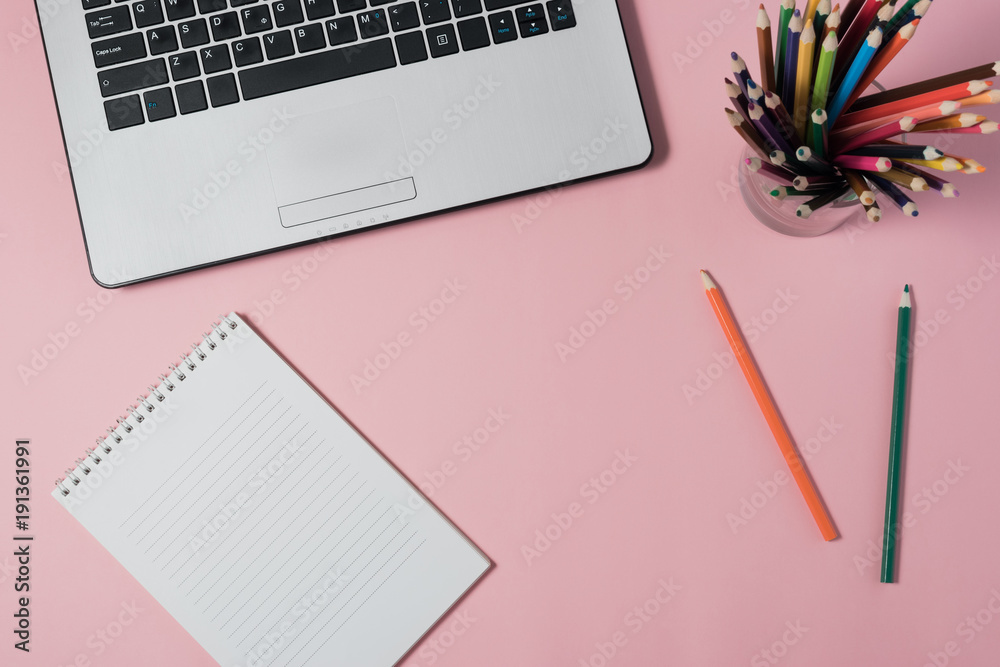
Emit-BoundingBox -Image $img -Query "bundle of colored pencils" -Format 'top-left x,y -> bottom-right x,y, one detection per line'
727,0 -> 999,221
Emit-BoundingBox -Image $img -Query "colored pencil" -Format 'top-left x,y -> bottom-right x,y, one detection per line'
770,150 -> 791,170
794,174 -> 843,189
863,202 -> 883,222
870,175 -> 919,216
797,184 -> 850,217
849,144 -> 942,160
804,0 -> 822,22
839,0 -> 867,32
776,0 -> 796,98
811,31 -> 839,113
746,156 -> 797,185
911,114 -> 986,132
924,122 -> 998,135
746,78 -> 766,106
731,52 -> 753,97
794,19 -> 817,137
953,156 -> 986,174
895,156 -> 964,172
833,154 -> 891,172
835,100 -> 961,138
727,108 -> 771,159
834,116 -> 916,154
769,185 -> 827,200
750,102 -> 797,154
810,109 -> 829,156
782,11 -> 803,109
843,21 -> 920,113
764,91 -> 799,140
727,78 -> 754,126
895,163 -> 958,197
884,0 -> 930,43
814,0 -> 832,42
843,169 -> 876,204
852,62 -> 1000,111
955,90 -> 1000,109
880,167 -> 930,192
835,0 -> 881,74
849,81 -> 993,124
828,27 -> 883,125
700,271 -> 838,542
881,285 -> 912,584
821,4 -> 841,43
757,5 -> 777,93
796,145 -> 831,172
885,0 -> 922,34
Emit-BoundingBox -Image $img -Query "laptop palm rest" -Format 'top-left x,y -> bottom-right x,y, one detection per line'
265,97 -> 416,228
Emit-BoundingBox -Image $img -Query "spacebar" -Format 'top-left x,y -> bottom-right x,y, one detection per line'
238,39 -> 396,101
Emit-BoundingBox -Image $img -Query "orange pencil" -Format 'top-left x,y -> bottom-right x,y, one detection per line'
701,271 -> 838,542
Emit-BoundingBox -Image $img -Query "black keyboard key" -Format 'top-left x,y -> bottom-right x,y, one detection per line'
239,37 -> 395,100
489,11 -> 516,43
231,0 -> 257,6
294,23 -> 325,51
263,30 -> 295,58
197,0 -> 228,14
233,37 -> 263,65
83,0 -> 111,9
484,0 -> 518,8
338,0 -> 366,10
325,17 -> 357,45
179,19 -> 210,47
175,80 -> 208,113
241,5 -> 273,33
304,0 -> 336,19
164,0 -> 196,21
515,3 -> 542,22
389,3 -> 418,30
104,95 -> 144,130
426,23 -> 457,57
143,87 -> 176,120
457,16 -> 489,50
273,0 -> 305,26
358,9 -> 389,38
200,44 -> 232,73
546,0 -> 574,30
92,33 -> 146,68
519,17 -> 546,37
207,73 -> 240,106
452,0 -> 481,16
420,0 -> 449,24
394,30 -> 426,64
86,6 -> 132,39
147,26 -> 178,54
210,12 -> 241,40
134,0 -> 165,28
169,51 -> 200,79
98,58 -> 168,97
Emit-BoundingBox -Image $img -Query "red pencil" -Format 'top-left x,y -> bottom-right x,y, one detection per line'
833,154 -> 892,172
834,116 -> 917,154
838,81 -> 991,126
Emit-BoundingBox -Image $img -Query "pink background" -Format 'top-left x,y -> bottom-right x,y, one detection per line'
3,1 -> 1000,665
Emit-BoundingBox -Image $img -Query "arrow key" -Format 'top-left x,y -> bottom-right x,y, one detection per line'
488,10 -> 516,43
546,0 -> 575,30
518,16 -> 547,37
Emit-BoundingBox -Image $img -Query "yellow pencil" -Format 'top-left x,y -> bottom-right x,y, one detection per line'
794,19 -> 817,139
804,0 -> 822,21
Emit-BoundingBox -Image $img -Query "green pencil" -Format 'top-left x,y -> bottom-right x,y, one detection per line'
886,0 -> 922,34
811,30 -> 838,114
810,109 -> 828,157
881,285 -> 912,584
776,0 -> 796,98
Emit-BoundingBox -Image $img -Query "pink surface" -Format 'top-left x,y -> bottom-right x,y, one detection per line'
3,1 -> 1000,666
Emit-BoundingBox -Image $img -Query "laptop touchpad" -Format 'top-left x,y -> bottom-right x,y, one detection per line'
265,97 -> 416,229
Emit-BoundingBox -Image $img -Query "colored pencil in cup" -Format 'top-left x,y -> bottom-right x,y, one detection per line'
811,30 -> 838,113
849,144 -> 943,161
895,156 -> 964,172
726,108 -> 771,159
750,102 -> 797,155
843,169 -> 876,205
700,271 -> 838,542
810,109 -> 829,157
834,0 -> 881,74
794,19 -> 817,137
764,91 -> 799,140
895,162 -> 959,197
731,52 -> 753,97
834,116 -> 917,155
827,26 -> 883,125
843,21 -> 920,113
852,63 -> 999,111
833,154 -> 892,172
911,114 -> 986,132
881,285 -> 912,583
782,10 -> 803,109
746,156 -> 797,185
835,100 -> 962,139
776,0 -> 796,98
869,174 -> 919,216
880,168 -> 930,192
757,4 -> 777,93
797,184 -> 850,217
955,90 -> 1000,109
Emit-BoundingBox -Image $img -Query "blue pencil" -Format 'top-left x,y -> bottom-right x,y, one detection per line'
827,27 -> 883,125
782,10 -> 803,110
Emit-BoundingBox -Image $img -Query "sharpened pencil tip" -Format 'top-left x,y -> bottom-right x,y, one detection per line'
701,271 -> 717,291
904,285 -> 909,293
901,285 -> 912,308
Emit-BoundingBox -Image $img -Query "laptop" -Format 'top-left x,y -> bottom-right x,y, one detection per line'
39,0 -> 652,287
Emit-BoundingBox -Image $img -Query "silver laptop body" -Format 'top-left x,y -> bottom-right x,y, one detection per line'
39,0 -> 652,286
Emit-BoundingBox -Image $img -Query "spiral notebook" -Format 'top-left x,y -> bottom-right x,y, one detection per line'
52,313 -> 490,667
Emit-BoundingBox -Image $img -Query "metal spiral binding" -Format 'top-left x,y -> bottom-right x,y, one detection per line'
54,315 -> 241,497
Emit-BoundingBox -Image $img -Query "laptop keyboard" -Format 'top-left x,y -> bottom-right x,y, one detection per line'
83,0 -> 578,130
